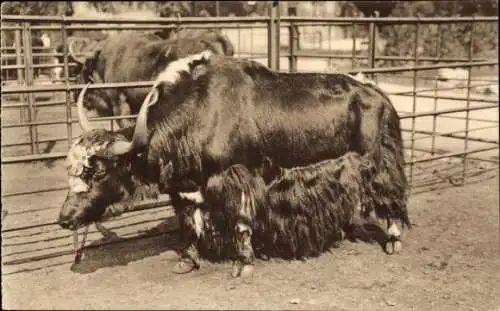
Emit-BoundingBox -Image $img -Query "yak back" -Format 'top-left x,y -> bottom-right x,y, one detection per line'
146,56 -> 395,190
81,31 -> 234,115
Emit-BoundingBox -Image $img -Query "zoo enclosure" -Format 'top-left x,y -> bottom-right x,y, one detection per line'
1,11 -> 498,274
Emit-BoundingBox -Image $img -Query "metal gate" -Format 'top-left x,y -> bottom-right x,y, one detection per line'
1,8 -> 498,275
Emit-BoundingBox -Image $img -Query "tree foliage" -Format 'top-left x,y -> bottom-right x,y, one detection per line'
377,1 -> 498,64
2,1 -> 497,61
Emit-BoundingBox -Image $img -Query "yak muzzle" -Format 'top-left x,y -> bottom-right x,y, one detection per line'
58,192 -> 88,231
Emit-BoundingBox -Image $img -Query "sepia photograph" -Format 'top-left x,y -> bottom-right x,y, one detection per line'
1,1 -> 499,310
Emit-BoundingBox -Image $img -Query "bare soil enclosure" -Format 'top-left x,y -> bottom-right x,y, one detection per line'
1,9 -> 499,310
2,169 -> 499,310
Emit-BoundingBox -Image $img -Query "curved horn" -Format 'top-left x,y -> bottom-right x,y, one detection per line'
76,82 -> 94,132
107,87 -> 159,155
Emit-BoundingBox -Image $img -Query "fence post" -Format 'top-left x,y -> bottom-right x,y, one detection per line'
408,22 -> 420,190
462,20 -> 475,184
431,77 -> 439,155
351,20 -> 357,70
22,22 -> 39,154
431,24 -> 442,156
288,6 -> 297,72
267,1 -> 280,70
14,30 -> 26,123
61,17 -> 73,150
191,1 -> 196,16
367,21 -> 376,79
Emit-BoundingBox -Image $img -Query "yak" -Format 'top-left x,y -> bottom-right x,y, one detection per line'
196,150 -> 404,277
61,29 -> 234,240
68,28 -> 234,128
58,51 -> 410,277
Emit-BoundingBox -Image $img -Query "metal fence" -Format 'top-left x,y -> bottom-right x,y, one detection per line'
1,10 -> 498,274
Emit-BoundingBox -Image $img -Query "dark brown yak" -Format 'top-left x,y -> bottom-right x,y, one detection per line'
58,51 -> 410,277
67,28 -> 234,128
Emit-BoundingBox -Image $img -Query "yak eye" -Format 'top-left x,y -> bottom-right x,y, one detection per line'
86,157 -> 108,179
94,161 -> 107,178
94,167 -> 106,177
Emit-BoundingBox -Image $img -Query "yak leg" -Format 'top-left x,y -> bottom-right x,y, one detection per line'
232,191 -> 256,278
232,222 -> 255,278
385,217 -> 403,254
172,206 -> 202,274
95,222 -> 119,241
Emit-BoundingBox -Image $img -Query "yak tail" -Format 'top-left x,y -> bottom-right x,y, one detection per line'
375,101 -> 412,229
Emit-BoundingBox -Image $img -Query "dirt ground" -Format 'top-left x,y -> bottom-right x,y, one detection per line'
1,46 -> 498,310
2,170 -> 499,310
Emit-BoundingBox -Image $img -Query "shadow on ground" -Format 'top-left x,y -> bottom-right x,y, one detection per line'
69,218 -> 182,274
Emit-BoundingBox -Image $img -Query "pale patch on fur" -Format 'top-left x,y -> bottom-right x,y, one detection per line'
236,222 -> 252,234
154,50 -> 212,86
179,191 -> 204,204
388,223 -> 401,237
66,139 -> 109,178
68,176 -> 89,193
192,208 -> 204,237
346,72 -> 377,86
239,191 -> 254,219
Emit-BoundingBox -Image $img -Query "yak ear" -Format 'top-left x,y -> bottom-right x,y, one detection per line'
191,63 -> 208,80
188,50 -> 212,80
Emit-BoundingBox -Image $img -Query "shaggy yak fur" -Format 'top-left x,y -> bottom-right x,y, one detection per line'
193,149 -> 410,265
71,29 -> 234,128
59,53 -> 410,276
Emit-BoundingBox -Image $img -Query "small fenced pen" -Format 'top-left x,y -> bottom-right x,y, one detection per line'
1,8 -> 498,275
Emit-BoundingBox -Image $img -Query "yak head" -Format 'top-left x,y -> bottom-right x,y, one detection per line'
67,36 -> 112,116
57,81 -> 159,230
58,50 -> 213,231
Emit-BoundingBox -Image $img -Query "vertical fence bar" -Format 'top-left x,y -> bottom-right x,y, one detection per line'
14,30 -> 26,123
288,6 -> 297,73
462,20 -> 475,183
267,1 -> 279,70
327,25 -> 332,71
62,17 -> 73,149
435,24 -> 441,61
237,23 -> 241,57
431,77 -> 439,155
431,24 -> 442,155
191,1 -> 196,16
367,21 -> 376,79
215,0 -> 220,17
351,20 -> 357,70
250,26 -> 254,58
408,22 -> 420,190
275,1 -> 280,71
288,21 -> 296,72
22,22 -> 39,154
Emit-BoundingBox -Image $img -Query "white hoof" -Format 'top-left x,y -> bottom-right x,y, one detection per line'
240,264 -> 254,278
385,239 -> 403,255
231,263 -> 242,278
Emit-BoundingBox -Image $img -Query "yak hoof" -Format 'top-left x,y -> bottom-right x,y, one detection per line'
240,264 -> 254,278
231,262 -> 242,278
385,238 -> 403,255
74,251 -> 85,264
172,260 -> 198,274
232,263 -> 254,278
